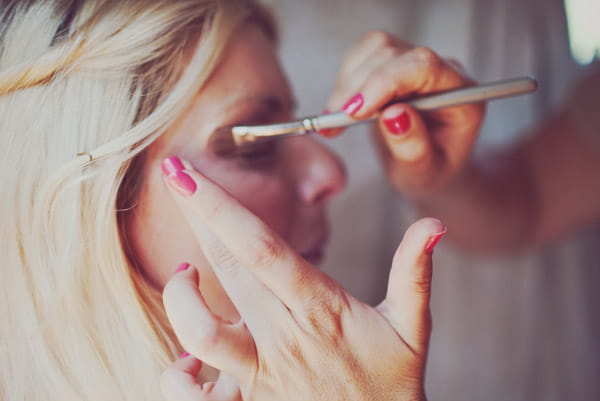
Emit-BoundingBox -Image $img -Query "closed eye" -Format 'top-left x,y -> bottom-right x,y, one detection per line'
206,94 -> 295,162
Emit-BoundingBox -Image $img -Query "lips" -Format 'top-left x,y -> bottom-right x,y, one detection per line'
299,246 -> 325,265
297,227 -> 329,266
292,214 -> 330,266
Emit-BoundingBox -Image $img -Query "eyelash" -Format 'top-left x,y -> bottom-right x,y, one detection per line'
233,141 -> 280,164
224,115 -> 281,163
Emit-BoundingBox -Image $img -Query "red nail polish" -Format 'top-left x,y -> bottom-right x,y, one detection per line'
161,156 -> 185,176
425,227 -> 447,253
318,129 -> 337,138
383,110 -> 411,135
175,262 -> 190,273
180,351 -> 190,358
167,171 -> 197,197
342,93 -> 364,116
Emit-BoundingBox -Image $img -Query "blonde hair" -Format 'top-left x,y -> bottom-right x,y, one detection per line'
0,1 -> 275,400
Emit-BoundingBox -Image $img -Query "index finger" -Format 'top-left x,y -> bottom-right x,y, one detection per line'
161,156 -> 339,313
338,31 -> 412,83
346,47 -> 472,119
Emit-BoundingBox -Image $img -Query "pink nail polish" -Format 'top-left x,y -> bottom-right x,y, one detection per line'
425,227 -> 447,253
167,171 -> 197,197
180,351 -> 190,358
175,262 -> 190,273
161,156 -> 185,176
383,110 -> 411,135
342,93 -> 364,116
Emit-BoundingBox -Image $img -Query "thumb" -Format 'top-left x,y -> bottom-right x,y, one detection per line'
377,217 -> 446,352
375,103 -> 439,181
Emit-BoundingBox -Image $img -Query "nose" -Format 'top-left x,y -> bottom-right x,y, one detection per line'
293,137 -> 347,205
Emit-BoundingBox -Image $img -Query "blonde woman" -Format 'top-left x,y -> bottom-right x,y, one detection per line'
0,1 -> 477,400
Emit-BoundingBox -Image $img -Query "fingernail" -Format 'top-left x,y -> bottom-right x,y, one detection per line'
383,109 -> 411,135
175,262 -> 190,273
166,171 -> 197,197
425,227 -> 447,253
318,130 -> 337,138
180,351 -> 190,358
161,156 -> 185,176
342,93 -> 364,116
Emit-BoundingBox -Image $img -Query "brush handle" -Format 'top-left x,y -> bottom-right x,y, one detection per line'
311,76 -> 537,130
232,76 -> 537,139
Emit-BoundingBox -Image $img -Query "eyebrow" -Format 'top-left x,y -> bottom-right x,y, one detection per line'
223,95 -> 298,117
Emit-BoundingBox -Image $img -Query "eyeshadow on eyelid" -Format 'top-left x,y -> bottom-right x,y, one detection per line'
224,95 -> 295,119
202,96 -> 294,148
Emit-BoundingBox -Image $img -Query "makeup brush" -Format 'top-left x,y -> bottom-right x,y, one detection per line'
208,76 -> 537,155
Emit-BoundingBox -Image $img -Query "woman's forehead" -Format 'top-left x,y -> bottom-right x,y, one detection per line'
201,24 -> 293,111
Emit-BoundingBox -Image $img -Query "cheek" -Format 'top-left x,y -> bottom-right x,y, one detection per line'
192,156 -> 298,240
128,155 -> 299,291
128,169 -> 206,288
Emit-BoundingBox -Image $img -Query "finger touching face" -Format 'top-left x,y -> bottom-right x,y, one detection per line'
126,23 -> 346,322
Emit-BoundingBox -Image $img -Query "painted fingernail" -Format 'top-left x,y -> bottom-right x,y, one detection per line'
180,351 -> 190,358
425,227 -> 447,253
383,109 -> 411,135
161,156 -> 185,176
175,262 -> 190,273
166,171 -> 197,197
342,93 -> 364,116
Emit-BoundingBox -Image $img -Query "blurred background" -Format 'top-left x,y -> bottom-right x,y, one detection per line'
264,0 -> 600,399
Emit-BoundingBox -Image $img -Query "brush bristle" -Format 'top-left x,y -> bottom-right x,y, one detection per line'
206,126 -> 239,156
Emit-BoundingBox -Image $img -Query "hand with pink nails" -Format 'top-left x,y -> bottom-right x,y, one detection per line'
159,156 -> 446,401
322,31 -> 485,200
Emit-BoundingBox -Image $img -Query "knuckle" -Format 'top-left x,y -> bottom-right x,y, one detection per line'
413,46 -> 442,71
274,333 -> 306,365
446,57 -> 465,71
364,30 -> 394,47
301,281 -> 351,340
369,65 -> 395,92
209,242 -> 239,272
379,46 -> 401,60
294,263 -> 317,290
245,231 -> 284,268
411,274 -> 433,295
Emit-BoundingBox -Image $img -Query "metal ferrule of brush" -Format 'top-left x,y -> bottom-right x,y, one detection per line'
305,112 -> 357,131
232,111 -> 358,146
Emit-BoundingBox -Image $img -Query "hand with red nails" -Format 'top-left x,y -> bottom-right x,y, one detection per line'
159,156 -> 446,401
323,31 -> 485,199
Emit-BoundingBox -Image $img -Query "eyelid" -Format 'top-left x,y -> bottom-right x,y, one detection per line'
206,101 -> 294,155
227,138 -> 280,164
